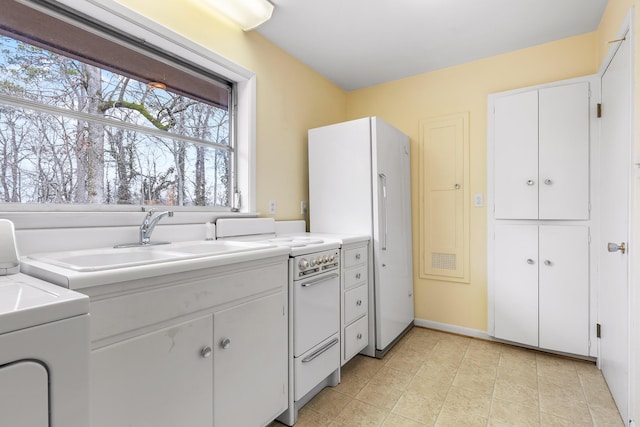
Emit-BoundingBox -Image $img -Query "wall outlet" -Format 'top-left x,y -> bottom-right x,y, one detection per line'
268,200 -> 276,215
474,194 -> 484,207
300,201 -> 308,215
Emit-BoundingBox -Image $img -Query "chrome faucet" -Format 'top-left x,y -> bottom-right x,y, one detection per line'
139,209 -> 174,245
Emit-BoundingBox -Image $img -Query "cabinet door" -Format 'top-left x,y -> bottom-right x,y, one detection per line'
213,292 -> 287,427
494,225 -> 538,346
91,315 -> 213,427
494,91 -> 539,219
539,83 -> 590,220
539,226 -> 589,355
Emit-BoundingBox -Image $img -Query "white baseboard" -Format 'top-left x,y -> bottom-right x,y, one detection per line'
414,318 -> 492,340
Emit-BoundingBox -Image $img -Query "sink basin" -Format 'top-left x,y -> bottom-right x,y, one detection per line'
27,241 -> 277,272
28,247 -> 185,272
170,240 -> 273,255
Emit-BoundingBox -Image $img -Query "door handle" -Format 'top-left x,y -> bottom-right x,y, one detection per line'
607,242 -> 626,254
379,173 -> 388,251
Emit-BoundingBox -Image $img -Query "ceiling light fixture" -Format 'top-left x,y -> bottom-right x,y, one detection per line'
147,81 -> 167,90
205,0 -> 275,31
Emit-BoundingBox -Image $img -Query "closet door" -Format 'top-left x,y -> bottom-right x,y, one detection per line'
538,83 -> 590,220
494,224 -> 538,346
539,225 -> 589,355
494,91 -> 539,220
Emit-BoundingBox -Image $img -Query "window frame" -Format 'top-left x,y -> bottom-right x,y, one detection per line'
2,0 -> 256,225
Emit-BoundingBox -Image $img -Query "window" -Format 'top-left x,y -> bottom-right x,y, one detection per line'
0,0 -> 251,211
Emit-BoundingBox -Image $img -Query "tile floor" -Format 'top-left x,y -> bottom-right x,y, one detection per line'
272,326 -> 624,426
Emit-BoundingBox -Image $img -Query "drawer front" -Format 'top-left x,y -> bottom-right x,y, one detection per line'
344,265 -> 367,290
343,246 -> 366,268
344,285 -> 368,325
294,334 -> 340,401
344,316 -> 368,362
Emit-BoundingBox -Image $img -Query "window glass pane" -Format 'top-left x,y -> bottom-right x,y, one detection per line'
0,34 -> 231,207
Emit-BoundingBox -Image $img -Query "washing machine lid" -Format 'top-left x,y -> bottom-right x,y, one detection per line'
0,273 -> 89,334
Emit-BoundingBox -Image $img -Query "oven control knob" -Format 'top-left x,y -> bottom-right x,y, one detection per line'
323,256 -> 328,263
329,255 -> 335,262
309,258 -> 317,267
299,258 -> 309,270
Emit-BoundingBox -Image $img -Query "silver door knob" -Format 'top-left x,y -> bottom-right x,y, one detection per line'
544,179 -> 553,185
608,242 -> 626,254
201,346 -> 212,358
544,260 -> 552,266
454,183 -> 461,189
220,338 -> 231,349
526,180 -> 535,186
527,259 -> 535,265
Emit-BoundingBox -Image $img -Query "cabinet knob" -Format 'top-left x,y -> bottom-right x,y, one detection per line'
526,259 -> 535,265
356,299 -> 362,306
454,183 -> 461,189
544,179 -> 553,185
200,346 -> 212,358
544,260 -> 552,266
356,273 -> 361,279
357,333 -> 363,340
220,338 -> 231,350
526,180 -> 535,186
355,253 -> 361,260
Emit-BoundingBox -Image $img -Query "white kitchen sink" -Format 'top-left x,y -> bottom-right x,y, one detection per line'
27,241 -> 276,272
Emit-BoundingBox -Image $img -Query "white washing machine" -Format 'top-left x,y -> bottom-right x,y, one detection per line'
0,219 -> 90,427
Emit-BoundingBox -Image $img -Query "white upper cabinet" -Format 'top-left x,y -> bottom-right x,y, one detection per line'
494,82 -> 590,220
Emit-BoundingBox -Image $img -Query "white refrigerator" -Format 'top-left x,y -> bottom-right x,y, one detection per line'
308,117 -> 414,357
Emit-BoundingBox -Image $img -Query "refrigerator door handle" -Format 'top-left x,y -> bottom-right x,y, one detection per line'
379,173 -> 388,251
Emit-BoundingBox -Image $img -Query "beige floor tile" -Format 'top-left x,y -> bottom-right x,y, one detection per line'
538,374 -> 586,403
539,392 -> 592,423
590,405 -> 625,427
369,366 -> 414,391
342,355 -> 386,380
382,413 -> 429,427
493,378 -> 539,407
497,364 -> 539,389
440,385 -> 492,419
392,391 -> 444,426
292,406 -> 333,426
329,399 -> 389,427
295,328 -> 623,427
452,369 -> 496,396
415,360 -> 457,384
489,398 -> 540,427
384,348 -> 427,374
405,376 -> 451,402
334,369 -> 370,397
355,381 -> 404,410
305,388 -> 352,419
540,411 -> 593,427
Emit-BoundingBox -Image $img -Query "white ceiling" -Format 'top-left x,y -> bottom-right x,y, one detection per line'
256,0 -> 608,91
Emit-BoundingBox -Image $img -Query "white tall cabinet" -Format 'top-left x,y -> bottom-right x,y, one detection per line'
488,77 -> 597,357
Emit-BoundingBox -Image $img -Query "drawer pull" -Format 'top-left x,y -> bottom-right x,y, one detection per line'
357,333 -> 363,340
201,346 -> 212,358
220,338 -> 231,350
355,253 -> 361,260
356,299 -> 362,306
355,273 -> 361,279
302,338 -> 339,363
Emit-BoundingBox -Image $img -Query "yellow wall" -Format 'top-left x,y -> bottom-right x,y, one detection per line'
346,33 -> 598,331
115,0 -> 348,219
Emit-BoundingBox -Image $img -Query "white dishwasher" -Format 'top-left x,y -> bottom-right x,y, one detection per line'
0,219 -> 90,427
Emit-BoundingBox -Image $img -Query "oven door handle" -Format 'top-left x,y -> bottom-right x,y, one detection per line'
301,273 -> 339,288
302,338 -> 339,363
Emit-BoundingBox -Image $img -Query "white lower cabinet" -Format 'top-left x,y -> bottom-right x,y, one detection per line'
341,243 -> 369,365
92,316 -> 214,427
493,224 -> 589,355
213,292 -> 287,427
87,257 -> 288,427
